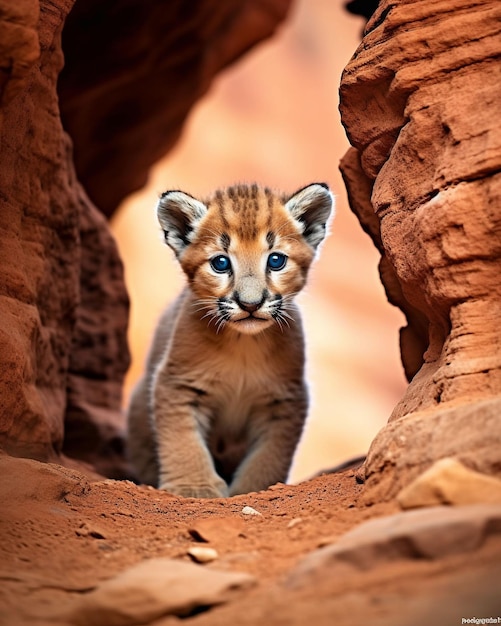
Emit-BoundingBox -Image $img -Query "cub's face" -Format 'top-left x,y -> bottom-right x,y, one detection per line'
158,183 -> 334,335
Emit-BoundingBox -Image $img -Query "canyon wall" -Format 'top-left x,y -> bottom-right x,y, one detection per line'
0,0 -> 130,477
58,0 -> 292,218
339,0 -> 501,500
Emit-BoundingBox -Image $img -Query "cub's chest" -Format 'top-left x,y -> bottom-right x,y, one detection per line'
184,336 -> 294,415
204,339 -> 282,398
204,345 -> 285,440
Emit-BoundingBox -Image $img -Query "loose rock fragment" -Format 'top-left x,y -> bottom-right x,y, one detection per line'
61,557 -> 255,625
267,483 -> 285,491
397,457 -> 501,509
241,506 -> 262,517
187,547 -> 219,563
288,505 -> 501,586
75,522 -> 107,539
0,456 -> 90,503
287,518 -> 303,529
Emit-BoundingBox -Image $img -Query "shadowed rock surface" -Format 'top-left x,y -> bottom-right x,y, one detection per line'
0,0 -> 130,476
58,0 -> 292,218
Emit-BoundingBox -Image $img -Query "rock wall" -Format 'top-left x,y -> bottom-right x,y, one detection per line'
339,0 -> 501,500
0,0 -> 292,476
58,0 -> 292,218
0,0 -> 130,476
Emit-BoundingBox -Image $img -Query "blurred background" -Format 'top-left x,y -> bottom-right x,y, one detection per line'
111,0 -> 407,483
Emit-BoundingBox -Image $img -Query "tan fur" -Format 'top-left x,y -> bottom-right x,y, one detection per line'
127,183 -> 334,497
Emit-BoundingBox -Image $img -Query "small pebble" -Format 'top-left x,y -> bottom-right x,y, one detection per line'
187,546 -> 219,563
241,506 -> 263,517
75,522 -> 106,539
287,517 -> 303,529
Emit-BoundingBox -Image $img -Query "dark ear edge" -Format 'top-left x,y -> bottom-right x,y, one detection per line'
293,182 -> 330,193
285,182 -> 334,250
157,190 -> 207,257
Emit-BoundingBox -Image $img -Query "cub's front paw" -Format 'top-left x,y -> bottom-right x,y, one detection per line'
159,482 -> 229,499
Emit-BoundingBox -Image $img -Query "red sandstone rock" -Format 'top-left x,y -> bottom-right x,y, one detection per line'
58,0 -> 293,217
339,0 -> 501,500
0,0 -> 79,463
63,194 -> 131,478
60,557 -> 255,625
397,457 -> 501,509
0,0 -> 130,473
289,504 -> 501,583
0,0 -> 40,105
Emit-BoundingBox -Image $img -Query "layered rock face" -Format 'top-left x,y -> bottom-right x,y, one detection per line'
339,0 -> 501,500
0,0 -> 291,476
0,0 -> 130,476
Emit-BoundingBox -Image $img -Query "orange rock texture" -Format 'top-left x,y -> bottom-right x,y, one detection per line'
0,0 -> 130,476
339,0 -> 501,499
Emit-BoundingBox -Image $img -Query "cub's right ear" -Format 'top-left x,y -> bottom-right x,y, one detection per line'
157,190 -> 207,257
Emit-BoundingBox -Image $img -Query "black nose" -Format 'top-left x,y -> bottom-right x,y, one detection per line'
235,294 -> 264,313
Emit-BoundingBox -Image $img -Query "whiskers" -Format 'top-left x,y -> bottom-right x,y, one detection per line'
271,294 -> 295,333
191,297 -> 230,334
274,312 -> 289,333
192,293 -> 296,335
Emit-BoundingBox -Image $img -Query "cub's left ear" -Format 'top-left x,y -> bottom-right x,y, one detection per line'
285,183 -> 334,251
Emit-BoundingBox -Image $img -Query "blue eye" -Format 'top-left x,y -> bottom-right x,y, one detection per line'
267,252 -> 287,271
210,255 -> 231,273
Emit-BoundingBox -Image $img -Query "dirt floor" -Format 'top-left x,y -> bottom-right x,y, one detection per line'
1,453 -> 501,626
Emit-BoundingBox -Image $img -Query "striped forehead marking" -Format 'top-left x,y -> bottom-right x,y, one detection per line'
205,185 -> 293,244
265,231 -> 275,250
220,232 -> 230,252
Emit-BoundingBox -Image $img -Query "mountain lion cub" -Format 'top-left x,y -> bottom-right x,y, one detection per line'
127,182 -> 334,497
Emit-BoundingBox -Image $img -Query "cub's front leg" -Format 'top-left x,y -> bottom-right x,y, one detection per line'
152,365 -> 228,499
229,394 -> 307,496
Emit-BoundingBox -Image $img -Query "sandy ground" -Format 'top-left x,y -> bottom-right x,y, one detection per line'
2,453 -> 501,626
